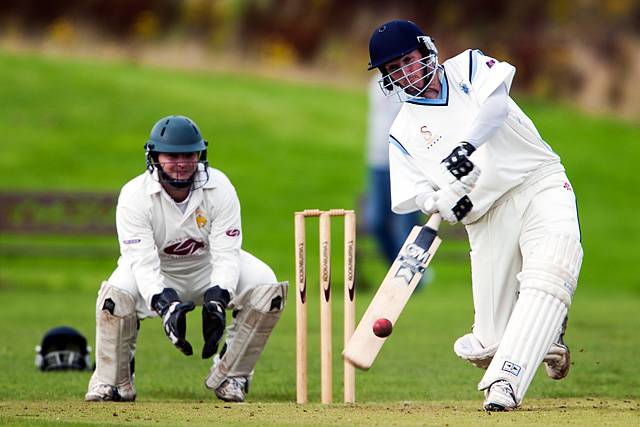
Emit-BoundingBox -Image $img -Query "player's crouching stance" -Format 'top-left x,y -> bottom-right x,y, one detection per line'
368,21 -> 583,411
85,115 -> 287,403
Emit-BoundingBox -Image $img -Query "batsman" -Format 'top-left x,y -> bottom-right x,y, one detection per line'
367,20 -> 583,410
85,115 -> 288,403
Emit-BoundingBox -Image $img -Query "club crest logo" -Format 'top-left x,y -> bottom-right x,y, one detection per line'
195,209 -> 207,228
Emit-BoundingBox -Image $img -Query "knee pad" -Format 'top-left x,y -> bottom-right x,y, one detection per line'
205,281 -> 288,389
91,282 -> 138,390
518,233 -> 583,307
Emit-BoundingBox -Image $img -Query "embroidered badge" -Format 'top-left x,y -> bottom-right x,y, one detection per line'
419,125 -> 442,149
195,209 -> 207,228
226,228 -> 240,237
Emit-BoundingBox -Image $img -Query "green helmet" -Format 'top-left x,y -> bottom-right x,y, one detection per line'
144,115 -> 209,188
146,115 -> 207,153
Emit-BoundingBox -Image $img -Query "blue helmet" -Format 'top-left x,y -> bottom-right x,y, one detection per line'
368,20 -> 439,101
35,326 -> 92,371
368,20 -> 430,70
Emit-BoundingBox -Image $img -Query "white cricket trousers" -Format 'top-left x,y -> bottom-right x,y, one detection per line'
106,249 -> 277,318
466,163 -> 581,347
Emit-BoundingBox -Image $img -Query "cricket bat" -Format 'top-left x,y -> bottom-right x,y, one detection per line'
343,214 -> 442,370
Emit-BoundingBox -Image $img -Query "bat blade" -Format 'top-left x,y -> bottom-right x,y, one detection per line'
343,214 -> 441,370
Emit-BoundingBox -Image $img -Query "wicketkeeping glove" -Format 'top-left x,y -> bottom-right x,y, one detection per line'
152,288 -> 195,356
201,285 -> 231,359
441,142 -> 481,192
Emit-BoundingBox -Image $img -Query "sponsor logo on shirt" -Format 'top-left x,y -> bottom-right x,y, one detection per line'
486,59 -> 496,68
419,125 -> 442,150
563,182 -> 573,192
163,238 -> 205,256
123,239 -> 141,245
226,228 -> 240,237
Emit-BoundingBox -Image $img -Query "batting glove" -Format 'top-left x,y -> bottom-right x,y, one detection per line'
202,285 -> 231,359
423,185 -> 474,225
152,288 -> 195,356
441,142 -> 481,191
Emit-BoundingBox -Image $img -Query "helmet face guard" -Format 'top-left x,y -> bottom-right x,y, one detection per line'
145,115 -> 210,190
377,37 -> 439,102
35,326 -> 92,371
145,147 -> 210,189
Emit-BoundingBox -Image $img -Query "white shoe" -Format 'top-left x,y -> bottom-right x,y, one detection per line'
85,383 -> 136,402
213,377 -> 248,403
483,380 -> 517,411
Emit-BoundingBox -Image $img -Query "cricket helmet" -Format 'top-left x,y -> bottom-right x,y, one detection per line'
368,20 -> 439,101
35,326 -> 92,371
144,115 -> 209,188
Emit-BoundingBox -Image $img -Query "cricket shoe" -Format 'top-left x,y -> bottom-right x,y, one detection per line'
483,380 -> 517,411
85,383 -> 136,402
213,377 -> 248,403
544,316 -> 570,380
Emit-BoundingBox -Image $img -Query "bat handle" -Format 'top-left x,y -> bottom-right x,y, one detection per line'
425,213 -> 441,231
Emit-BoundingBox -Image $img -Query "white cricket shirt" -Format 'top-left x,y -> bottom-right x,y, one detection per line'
388,49 -> 562,223
114,165 -> 242,308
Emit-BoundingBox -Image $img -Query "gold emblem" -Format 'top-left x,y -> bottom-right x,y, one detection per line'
195,209 -> 207,228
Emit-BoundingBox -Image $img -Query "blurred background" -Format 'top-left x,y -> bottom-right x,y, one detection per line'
0,0 -> 638,408
1,0 -> 638,117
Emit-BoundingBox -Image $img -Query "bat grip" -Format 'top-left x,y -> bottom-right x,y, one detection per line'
425,213 -> 441,231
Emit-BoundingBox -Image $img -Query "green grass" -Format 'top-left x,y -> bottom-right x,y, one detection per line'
0,50 -> 639,425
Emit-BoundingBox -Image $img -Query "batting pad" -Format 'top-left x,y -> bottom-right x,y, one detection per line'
478,234 -> 582,404
205,282 -> 288,389
89,282 -> 138,391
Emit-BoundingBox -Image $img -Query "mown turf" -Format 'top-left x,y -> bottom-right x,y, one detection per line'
0,50 -> 639,425
1,399 -> 639,426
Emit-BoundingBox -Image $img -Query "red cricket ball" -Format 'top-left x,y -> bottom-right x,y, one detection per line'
372,318 -> 393,338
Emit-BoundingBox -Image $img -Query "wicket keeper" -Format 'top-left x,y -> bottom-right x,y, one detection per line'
85,115 -> 287,403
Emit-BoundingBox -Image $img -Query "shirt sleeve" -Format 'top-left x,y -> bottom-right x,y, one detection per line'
389,135 -> 436,214
208,181 -> 242,299
116,196 -> 165,310
468,49 -> 516,103
463,83 -> 509,148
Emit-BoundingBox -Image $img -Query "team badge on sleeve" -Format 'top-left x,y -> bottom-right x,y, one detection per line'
225,228 -> 240,237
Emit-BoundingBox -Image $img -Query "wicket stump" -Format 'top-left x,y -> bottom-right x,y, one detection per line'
295,209 -> 356,404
